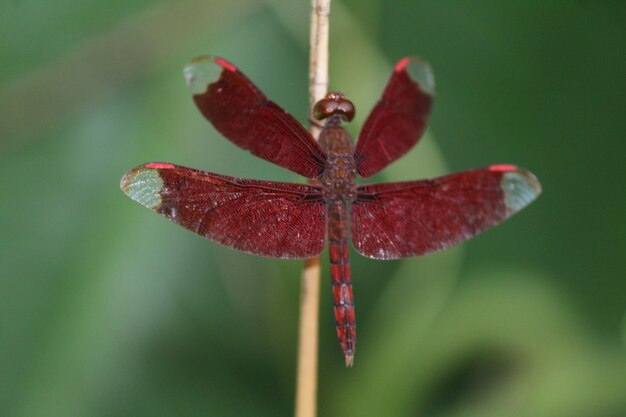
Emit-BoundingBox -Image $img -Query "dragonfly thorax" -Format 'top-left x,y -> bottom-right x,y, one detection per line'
318,124 -> 357,201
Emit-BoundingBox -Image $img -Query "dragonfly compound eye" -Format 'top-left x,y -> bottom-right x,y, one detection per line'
313,92 -> 355,122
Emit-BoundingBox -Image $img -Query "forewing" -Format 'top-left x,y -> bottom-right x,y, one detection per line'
351,165 -> 541,259
121,163 -> 326,259
354,57 -> 434,178
184,56 -> 326,179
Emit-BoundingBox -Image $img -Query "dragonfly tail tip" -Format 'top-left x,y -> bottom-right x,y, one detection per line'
344,354 -> 354,367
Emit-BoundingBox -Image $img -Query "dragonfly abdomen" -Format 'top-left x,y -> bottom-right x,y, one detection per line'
327,199 -> 356,367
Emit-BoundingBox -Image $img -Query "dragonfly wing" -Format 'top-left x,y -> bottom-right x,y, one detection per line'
351,165 -> 541,259
354,57 -> 434,178
121,163 -> 326,259
184,56 -> 327,179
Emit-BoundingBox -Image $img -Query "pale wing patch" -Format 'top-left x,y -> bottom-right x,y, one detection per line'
120,168 -> 163,210
184,55 -> 226,95
396,56 -> 435,95
501,170 -> 541,213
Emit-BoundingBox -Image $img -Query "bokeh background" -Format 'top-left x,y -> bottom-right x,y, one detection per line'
1,0 -> 625,416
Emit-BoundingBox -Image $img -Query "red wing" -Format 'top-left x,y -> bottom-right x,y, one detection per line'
351,165 -> 541,259
354,57 -> 434,178
120,163 -> 326,259
184,56 -> 327,179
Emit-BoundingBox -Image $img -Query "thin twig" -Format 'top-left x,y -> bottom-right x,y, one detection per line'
308,0 -> 331,135
294,257 -> 321,417
294,1 -> 331,417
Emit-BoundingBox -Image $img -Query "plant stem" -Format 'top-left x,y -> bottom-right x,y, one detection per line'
294,257 -> 321,417
294,2 -> 330,417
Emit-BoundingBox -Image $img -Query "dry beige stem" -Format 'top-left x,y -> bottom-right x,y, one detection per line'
294,2 -> 331,417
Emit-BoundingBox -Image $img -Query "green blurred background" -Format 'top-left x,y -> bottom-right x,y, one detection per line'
1,0 -> 625,416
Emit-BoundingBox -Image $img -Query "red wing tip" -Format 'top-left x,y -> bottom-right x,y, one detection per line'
489,164 -> 542,195
394,57 -> 412,72
184,55 -> 235,94
489,164 -> 518,172
213,56 -> 237,72
144,162 -> 175,169
394,56 -> 435,95
344,354 -> 354,367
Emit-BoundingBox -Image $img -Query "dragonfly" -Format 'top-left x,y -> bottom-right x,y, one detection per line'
121,55 -> 541,366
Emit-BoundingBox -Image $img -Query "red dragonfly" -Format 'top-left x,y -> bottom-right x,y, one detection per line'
121,55 -> 541,366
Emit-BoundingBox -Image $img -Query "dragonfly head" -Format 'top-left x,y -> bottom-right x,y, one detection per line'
313,92 -> 355,122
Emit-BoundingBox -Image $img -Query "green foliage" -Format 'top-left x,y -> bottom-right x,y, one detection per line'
1,1 -> 625,416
